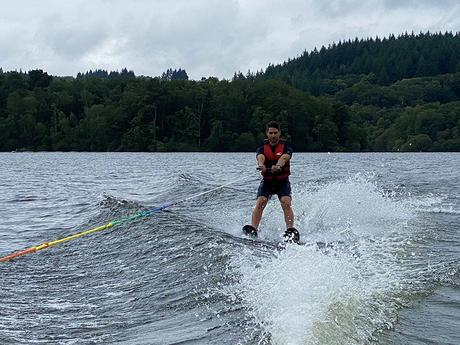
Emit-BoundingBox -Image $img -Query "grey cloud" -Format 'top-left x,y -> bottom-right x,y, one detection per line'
1,0 -> 458,79
35,13 -> 109,59
312,0 -> 460,19
314,0 -> 371,17
112,0 -> 267,78
382,0 -> 460,10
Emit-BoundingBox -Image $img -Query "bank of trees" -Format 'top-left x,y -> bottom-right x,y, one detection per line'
262,31 -> 460,92
0,70 -> 340,151
0,32 -> 459,152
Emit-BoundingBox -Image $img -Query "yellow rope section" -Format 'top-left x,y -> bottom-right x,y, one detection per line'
0,222 -> 114,263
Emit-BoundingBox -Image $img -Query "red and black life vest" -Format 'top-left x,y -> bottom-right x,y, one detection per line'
262,140 -> 290,180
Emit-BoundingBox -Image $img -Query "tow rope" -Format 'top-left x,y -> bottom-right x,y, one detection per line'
0,177 -> 246,263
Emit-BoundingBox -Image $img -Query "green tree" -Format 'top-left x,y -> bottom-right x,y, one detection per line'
28,69 -> 53,89
204,120 -> 224,151
401,134 -> 433,151
312,116 -> 338,151
234,132 -> 257,151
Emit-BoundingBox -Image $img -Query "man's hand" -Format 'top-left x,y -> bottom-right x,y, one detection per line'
258,165 -> 266,173
271,164 -> 282,173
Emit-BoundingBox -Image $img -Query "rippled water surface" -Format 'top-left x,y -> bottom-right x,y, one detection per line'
0,152 -> 459,344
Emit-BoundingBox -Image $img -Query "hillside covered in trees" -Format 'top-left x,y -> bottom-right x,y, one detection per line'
1,32 -> 459,152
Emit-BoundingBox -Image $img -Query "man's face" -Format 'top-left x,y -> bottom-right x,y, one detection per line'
266,127 -> 280,144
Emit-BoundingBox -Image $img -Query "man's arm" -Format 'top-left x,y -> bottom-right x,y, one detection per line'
276,153 -> 291,168
271,153 -> 290,172
272,143 -> 292,172
256,153 -> 266,172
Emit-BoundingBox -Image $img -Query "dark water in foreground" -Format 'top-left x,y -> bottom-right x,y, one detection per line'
0,152 -> 459,345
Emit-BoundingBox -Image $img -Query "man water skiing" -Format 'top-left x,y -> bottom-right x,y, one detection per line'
243,121 -> 300,243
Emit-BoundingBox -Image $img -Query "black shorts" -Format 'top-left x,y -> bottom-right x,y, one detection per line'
257,179 -> 292,199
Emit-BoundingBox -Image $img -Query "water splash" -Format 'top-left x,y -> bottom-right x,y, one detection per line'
222,173 -> 438,344
229,244 -> 359,344
298,174 -> 413,242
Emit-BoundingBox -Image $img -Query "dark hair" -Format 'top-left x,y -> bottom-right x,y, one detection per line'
266,121 -> 280,131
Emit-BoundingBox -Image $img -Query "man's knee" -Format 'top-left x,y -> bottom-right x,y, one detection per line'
280,196 -> 291,209
256,197 -> 268,210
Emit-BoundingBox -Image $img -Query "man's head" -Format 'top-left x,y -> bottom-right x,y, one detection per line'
265,121 -> 281,145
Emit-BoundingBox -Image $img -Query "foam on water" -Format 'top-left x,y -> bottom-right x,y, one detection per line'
299,174 -> 414,242
229,245 -> 359,344
224,174 -> 430,344
406,193 -> 460,214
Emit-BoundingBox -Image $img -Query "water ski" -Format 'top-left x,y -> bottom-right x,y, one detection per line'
283,227 -> 300,244
243,225 -> 300,244
242,224 -> 258,237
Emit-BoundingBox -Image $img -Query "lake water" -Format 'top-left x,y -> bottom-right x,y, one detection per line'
0,152 -> 459,344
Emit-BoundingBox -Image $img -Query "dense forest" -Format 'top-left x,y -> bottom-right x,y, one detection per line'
1,32 -> 459,152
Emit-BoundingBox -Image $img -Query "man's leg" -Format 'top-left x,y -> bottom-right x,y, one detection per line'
280,196 -> 294,229
251,196 -> 268,230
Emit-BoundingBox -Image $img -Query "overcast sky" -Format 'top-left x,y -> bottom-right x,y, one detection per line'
1,0 -> 459,80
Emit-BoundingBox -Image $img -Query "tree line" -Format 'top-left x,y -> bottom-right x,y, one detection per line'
261,31 -> 460,93
0,32 -> 459,152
